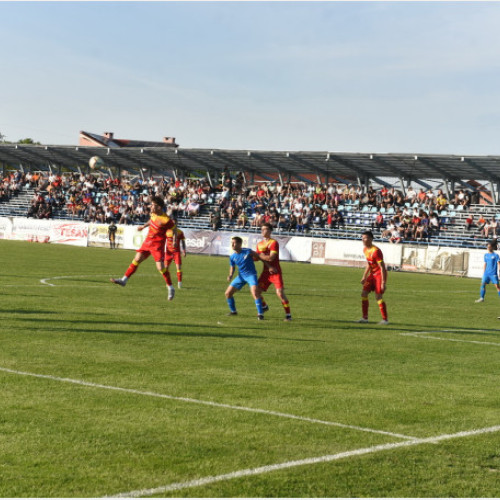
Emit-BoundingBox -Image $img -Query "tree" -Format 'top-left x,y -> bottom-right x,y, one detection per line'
17,138 -> 41,145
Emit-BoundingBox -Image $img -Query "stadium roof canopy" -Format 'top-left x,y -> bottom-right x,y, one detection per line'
2,143 -> 500,189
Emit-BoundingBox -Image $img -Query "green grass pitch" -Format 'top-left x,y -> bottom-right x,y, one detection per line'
1,239 -> 499,497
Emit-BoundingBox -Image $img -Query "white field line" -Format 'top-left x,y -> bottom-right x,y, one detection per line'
0,366 -> 415,440
400,330 -> 500,347
40,274 -> 117,287
106,424 -> 500,498
39,273 -> 161,287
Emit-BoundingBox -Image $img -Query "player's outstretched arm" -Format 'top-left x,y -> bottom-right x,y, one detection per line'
227,265 -> 235,282
250,250 -> 263,261
181,239 -> 187,257
138,221 -> 151,232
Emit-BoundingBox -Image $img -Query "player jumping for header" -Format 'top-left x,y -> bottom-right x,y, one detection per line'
225,236 -> 266,320
357,230 -> 389,325
110,196 -> 177,300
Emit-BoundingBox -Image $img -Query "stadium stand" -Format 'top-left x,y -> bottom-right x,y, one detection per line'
1,143 -> 500,249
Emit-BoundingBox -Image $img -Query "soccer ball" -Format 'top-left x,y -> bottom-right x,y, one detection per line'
89,156 -> 105,169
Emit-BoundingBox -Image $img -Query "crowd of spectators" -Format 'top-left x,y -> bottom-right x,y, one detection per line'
209,169 -> 479,241
0,170 -> 24,202
13,171 -> 213,223
0,167 -> 493,244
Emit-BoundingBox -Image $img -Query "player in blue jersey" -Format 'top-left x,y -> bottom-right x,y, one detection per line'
225,236 -> 266,320
475,240 -> 500,303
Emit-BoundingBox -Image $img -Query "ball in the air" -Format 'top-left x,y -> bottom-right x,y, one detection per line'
89,156 -> 105,169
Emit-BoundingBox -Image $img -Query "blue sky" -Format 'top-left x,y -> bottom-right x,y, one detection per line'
1,1 -> 500,155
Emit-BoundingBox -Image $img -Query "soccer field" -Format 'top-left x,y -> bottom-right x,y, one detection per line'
1,239 -> 499,497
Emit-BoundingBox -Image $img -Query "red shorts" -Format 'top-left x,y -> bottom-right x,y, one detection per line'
258,270 -> 284,291
165,250 -> 182,267
363,274 -> 384,294
138,238 -> 165,262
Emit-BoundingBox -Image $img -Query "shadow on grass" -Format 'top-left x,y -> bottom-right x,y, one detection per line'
288,318 -> 500,335
0,309 -> 58,315
5,316 -> 326,342
7,323 -> 266,340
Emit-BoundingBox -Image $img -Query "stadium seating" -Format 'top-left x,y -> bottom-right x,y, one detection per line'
0,169 -> 495,249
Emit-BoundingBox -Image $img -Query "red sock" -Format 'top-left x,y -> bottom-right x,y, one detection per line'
261,299 -> 268,308
282,301 -> 291,315
125,260 -> 139,278
161,268 -> 172,286
177,271 -> 182,282
362,297 -> 369,319
378,299 -> 388,321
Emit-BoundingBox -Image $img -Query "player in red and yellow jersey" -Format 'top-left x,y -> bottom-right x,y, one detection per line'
358,230 -> 388,324
256,222 -> 292,321
164,226 -> 187,289
110,196 -> 177,300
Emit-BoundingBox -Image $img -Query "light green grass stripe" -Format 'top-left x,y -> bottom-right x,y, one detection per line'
107,425 -> 500,498
0,366 -> 414,440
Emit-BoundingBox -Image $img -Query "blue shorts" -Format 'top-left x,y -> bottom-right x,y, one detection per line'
482,273 -> 499,285
231,273 -> 259,290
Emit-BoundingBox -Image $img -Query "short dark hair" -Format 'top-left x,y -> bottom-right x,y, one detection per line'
362,230 -> 374,239
261,222 -> 273,231
151,196 -> 165,209
231,236 -> 243,245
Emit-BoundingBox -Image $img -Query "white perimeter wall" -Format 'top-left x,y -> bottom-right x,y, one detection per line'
0,216 -> 483,279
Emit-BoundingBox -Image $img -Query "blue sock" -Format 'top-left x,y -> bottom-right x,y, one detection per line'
227,297 -> 236,313
480,285 -> 486,299
255,298 -> 264,315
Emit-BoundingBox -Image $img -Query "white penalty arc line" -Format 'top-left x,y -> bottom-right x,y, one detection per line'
40,273 -> 117,287
400,330 -> 500,347
0,366 -> 414,440
106,424 -> 500,498
39,273 -> 162,287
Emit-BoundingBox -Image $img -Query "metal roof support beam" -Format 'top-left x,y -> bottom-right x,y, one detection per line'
249,152 -> 296,183
463,158 -> 500,186
328,154 -> 394,187
212,151 -> 268,182
370,155 -> 409,183
206,170 -> 213,188
140,149 -> 179,174
443,180 -> 450,200
177,150 -> 216,174
490,181 -> 498,204
417,157 -> 456,183
39,146 -> 82,172
413,178 -> 433,190
287,153 -> 333,183
399,177 -> 406,196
